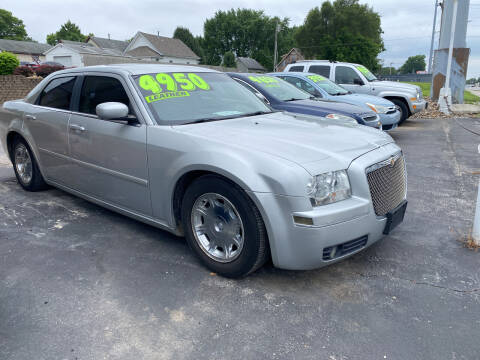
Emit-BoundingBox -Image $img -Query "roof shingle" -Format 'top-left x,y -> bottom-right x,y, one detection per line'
137,32 -> 199,60
0,39 -> 51,55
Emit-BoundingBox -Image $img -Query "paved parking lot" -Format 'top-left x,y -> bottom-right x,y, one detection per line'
1,117 -> 479,360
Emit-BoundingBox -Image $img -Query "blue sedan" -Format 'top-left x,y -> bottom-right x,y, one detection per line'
270,72 -> 401,131
227,73 -> 382,129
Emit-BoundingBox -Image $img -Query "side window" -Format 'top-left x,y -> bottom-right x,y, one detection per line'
282,76 -> 318,96
335,66 -> 364,85
309,65 -> 331,77
288,66 -> 304,72
79,76 -> 131,115
38,76 -> 76,110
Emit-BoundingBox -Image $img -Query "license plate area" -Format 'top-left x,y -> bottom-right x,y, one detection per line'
383,200 -> 407,235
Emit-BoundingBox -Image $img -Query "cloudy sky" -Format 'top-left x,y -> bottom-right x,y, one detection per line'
3,0 -> 480,78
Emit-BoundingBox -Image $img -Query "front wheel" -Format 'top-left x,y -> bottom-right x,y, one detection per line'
181,175 -> 268,278
390,99 -> 409,125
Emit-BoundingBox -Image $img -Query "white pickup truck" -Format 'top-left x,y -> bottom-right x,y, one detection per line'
284,60 -> 427,124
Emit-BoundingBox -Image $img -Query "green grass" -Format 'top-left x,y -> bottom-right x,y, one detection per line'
403,81 -> 480,104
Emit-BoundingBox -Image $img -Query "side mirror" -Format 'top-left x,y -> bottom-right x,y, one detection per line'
96,102 -> 129,120
353,78 -> 364,86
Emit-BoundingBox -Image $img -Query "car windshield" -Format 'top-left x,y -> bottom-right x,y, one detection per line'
133,72 -> 272,124
306,75 -> 349,95
246,75 -> 311,101
356,65 -> 377,81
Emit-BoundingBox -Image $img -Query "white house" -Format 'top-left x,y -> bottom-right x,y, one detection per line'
124,32 -> 200,65
44,33 -> 200,67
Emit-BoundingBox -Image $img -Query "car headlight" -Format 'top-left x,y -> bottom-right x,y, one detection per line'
325,113 -> 357,124
366,103 -> 389,114
306,170 -> 352,206
416,90 -> 421,100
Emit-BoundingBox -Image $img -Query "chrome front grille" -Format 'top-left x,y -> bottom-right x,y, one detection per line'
366,153 -> 407,216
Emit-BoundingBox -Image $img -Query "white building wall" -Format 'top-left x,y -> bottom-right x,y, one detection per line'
45,46 -> 83,67
158,56 -> 199,65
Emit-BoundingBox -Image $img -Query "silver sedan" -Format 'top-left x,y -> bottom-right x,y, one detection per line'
0,64 -> 407,277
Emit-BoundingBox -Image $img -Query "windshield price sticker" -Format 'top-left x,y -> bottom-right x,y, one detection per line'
356,66 -> 371,76
248,76 -> 280,87
138,73 -> 210,103
307,75 -> 327,83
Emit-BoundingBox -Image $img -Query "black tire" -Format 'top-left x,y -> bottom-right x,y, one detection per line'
181,175 -> 268,278
11,137 -> 48,191
390,99 -> 409,125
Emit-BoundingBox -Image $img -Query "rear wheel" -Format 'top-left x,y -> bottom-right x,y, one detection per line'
181,175 -> 268,278
11,138 -> 48,191
390,99 -> 409,125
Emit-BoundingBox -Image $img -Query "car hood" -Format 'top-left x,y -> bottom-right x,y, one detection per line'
371,80 -> 419,94
288,99 -> 370,116
173,112 -> 394,173
336,93 -> 395,106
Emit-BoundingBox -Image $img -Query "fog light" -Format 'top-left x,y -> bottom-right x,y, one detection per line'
293,216 -> 314,226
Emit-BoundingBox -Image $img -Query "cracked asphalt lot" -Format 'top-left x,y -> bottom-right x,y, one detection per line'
1,117 -> 479,360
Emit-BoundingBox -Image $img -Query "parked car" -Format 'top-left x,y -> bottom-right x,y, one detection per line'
40,61 -> 65,68
0,64 -> 407,277
283,60 -> 427,124
270,72 -> 401,131
227,73 -> 382,129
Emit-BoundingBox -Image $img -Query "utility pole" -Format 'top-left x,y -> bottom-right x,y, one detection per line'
273,22 -> 280,72
428,0 -> 440,73
439,0 -> 459,113
432,0 -> 470,104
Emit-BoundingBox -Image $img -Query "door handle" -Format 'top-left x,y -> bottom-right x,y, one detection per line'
69,124 -> 86,132
24,114 -> 36,121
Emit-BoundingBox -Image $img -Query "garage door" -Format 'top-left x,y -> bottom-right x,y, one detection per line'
53,56 -> 73,67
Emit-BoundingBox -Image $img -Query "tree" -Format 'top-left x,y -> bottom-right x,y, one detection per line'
0,9 -> 30,40
399,55 -> 426,74
0,51 -> 19,75
222,51 -> 236,67
46,20 -> 87,45
173,26 -> 205,63
295,0 -> 384,71
378,66 -> 397,76
202,9 -> 295,70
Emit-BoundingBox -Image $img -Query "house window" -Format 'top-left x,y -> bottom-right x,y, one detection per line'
169,60 -> 173,63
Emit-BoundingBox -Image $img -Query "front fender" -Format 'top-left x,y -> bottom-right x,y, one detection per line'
146,126 -> 311,227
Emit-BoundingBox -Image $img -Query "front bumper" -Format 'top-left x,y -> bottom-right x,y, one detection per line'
253,142 -> 404,270
378,110 -> 401,131
410,99 -> 427,114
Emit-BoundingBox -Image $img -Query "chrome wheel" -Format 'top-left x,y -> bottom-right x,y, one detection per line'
14,143 -> 32,185
191,193 -> 245,263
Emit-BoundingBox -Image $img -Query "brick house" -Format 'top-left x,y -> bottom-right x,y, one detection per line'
276,48 -> 305,72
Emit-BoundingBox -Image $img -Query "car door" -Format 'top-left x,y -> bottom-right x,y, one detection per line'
67,74 -> 151,216
334,65 -> 370,94
24,75 -> 77,184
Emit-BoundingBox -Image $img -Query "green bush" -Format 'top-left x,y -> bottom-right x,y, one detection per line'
0,52 -> 20,75
222,51 -> 236,68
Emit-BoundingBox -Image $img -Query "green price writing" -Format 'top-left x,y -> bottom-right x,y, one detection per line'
248,76 -> 279,84
307,75 -> 327,83
356,66 -> 370,76
138,73 -> 210,103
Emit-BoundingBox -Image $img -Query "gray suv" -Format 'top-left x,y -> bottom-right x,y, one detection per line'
284,60 -> 427,123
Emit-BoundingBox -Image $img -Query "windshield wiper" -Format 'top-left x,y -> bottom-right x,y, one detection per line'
243,110 -> 275,117
284,98 -> 306,102
182,115 -> 241,125
181,111 -> 275,125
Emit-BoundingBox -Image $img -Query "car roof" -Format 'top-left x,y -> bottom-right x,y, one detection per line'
288,60 -> 360,67
268,72 -> 324,78
50,63 -> 220,76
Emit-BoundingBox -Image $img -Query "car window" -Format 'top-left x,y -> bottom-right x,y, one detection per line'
306,75 -> 349,96
79,76 -> 131,115
288,65 -> 304,72
308,65 -> 330,77
335,66 -> 364,85
356,65 -> 377,81
281,76 -> 319,97
133,72 -> 271,125
245,75 -> 311,102
38,76 -> 76,110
